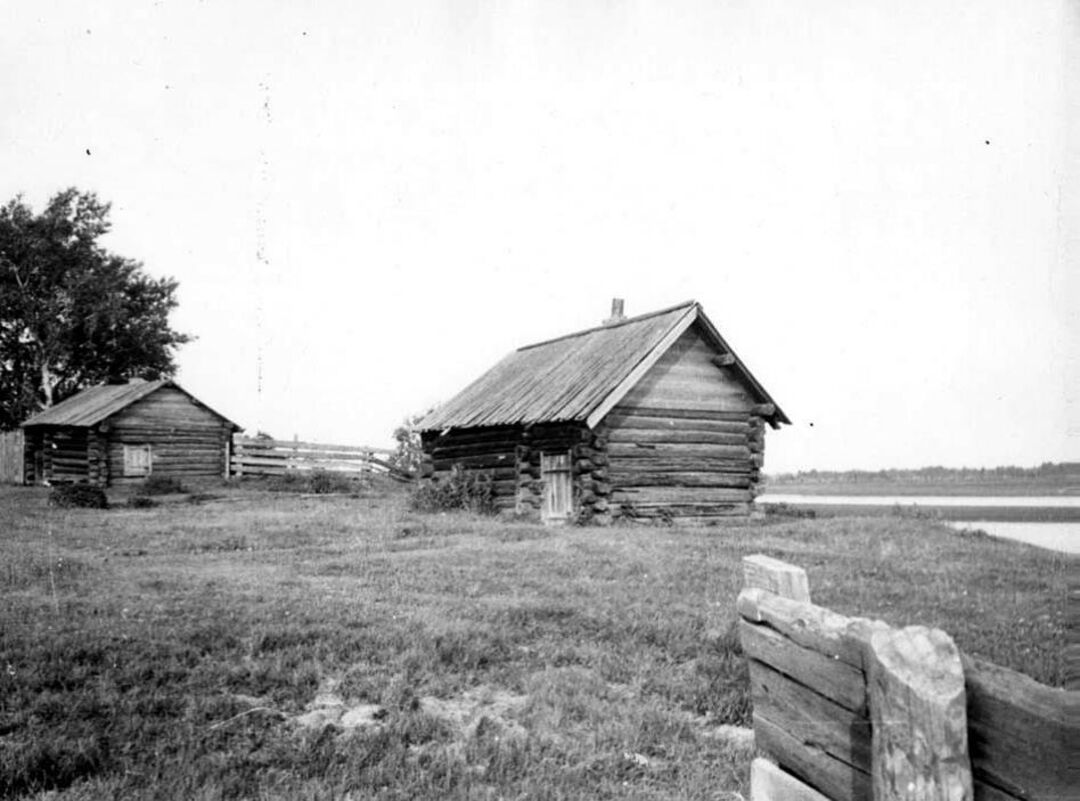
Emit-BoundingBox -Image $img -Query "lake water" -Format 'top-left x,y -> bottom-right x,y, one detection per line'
756,494 -> 1080,555
946,521 -> 1079,554
758,494 -> 1080,508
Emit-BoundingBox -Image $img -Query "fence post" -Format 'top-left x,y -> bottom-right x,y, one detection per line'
868,626 -> 972,801
742,553 -> 811,603
743,554 -> 827,801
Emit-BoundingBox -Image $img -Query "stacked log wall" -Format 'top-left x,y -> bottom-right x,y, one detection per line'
600,323 -> 770,523
420,425 -> 522,511
420,422 -> 594,519
36,428 -> 90,483
105,387 -> 234,484
23,431 -> 40,485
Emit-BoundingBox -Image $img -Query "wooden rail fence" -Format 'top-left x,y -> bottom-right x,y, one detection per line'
739,554 -> 1076,801
0,430 -> 24,484
230,436 -> 408,480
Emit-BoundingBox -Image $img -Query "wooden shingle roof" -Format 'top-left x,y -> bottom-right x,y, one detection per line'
21,380 -> 240,429
418,300 -> 789,431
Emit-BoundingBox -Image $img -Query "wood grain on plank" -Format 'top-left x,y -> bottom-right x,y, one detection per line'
750,758 -> 833,801
742,554 -> 811,603
961,653 -> 1078,801
740,620 -> 866,712
753,713 -> 871,801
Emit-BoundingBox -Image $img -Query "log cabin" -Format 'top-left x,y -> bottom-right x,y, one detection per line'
20,379 -> 240,486
417,300 -> 789,524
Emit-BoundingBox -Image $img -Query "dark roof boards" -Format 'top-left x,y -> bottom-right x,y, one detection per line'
418,300 -> 789,432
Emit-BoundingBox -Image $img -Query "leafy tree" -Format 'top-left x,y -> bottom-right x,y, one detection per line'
388,410 -> 431,476
0,189 -> 190,428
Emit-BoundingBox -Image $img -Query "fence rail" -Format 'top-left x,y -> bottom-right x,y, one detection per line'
230,436 -> 409,480
740,554 -> 1076,801
0,430 -> 24,484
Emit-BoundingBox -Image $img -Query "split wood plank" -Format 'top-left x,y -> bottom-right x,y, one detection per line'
961,653 -> 1078,801
753,713 -> 872,801
739,620 -> 866,712
750,757 -> 832,801
737,587 -> 886,670
749,659 -> 871,773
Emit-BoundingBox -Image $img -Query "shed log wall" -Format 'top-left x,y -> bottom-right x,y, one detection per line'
421,423 -> 596,519
421,425 -> 522,512
41,429 -> 90,482
104,387 -> 233,483
600,326 -> 767,522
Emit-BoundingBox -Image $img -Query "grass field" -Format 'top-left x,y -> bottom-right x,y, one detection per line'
0,481 -> 1070,800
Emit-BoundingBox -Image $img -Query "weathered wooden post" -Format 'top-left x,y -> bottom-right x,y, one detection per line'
741,554 -> 975,801
742,555 -> 832,801
867,627 -> 972,800
742,553 -> 811,603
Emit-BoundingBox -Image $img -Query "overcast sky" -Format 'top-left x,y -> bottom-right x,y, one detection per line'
3,1 -> 1075,472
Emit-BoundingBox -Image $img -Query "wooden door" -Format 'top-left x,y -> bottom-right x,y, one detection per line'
541,451 -> 573,524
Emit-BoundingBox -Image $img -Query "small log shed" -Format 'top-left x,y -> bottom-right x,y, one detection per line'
417,300 -> 789,524
20,379 -> 240,486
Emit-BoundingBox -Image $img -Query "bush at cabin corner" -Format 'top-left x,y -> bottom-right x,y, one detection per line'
48,484 -> 108,509
139,475 -> 186,496
410,464 -> 497,514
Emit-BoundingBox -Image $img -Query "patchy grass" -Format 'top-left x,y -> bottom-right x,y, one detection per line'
0,484 -> 1069,799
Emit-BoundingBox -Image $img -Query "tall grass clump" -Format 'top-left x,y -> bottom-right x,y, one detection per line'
268,468 -> 358,495
410,465 -> 497,514
139,475 -> 186,496
47,484 -> 108,509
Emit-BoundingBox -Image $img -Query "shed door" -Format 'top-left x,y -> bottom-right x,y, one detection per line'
123,445 -> 152,477
541,452 -> 573,524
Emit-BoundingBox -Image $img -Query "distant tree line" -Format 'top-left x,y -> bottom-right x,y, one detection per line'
766,462 -> 1079,485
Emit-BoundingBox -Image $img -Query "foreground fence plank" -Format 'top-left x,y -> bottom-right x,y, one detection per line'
740,554 -> 1076,801
739,619 -> 866,711
749,658 -> 871,772
737,587 -> 872,669
962,654 -> 1078,801
751,757 -> 832,801
753,714 -> 872,801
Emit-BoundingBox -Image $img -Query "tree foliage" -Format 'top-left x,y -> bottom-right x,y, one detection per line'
388,410 -> 430,476
0,189 -> 190,428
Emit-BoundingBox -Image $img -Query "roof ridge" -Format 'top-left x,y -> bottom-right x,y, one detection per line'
516,300 -> 698,352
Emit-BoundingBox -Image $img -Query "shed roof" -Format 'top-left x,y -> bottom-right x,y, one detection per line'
417,300 -> 789,431
21,380 -> 240,430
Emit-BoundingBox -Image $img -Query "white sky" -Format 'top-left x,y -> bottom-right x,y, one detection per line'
3,1 -> 1075,472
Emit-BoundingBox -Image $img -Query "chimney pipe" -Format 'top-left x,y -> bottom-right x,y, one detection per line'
604,298 -> 626,325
